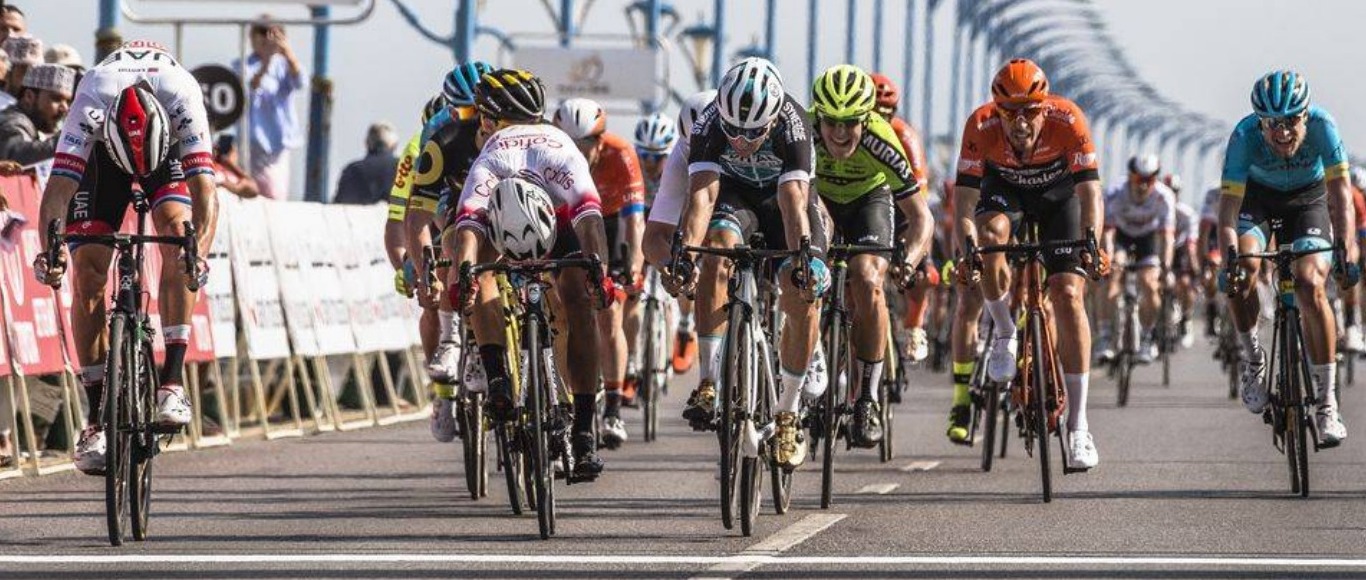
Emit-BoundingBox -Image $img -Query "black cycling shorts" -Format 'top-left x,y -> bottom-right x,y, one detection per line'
822,186 -> 895,247
1171,246 -> 1194,275
709,176 -> 828,252
1236,179 -> 1332,249
974,176 -> 1084,277
602,213 -> 627,272
66,146 -> 189,243
1113,230 -> 1159,267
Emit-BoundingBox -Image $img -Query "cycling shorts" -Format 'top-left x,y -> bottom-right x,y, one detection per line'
1113,230 -> 1159,268
603,213 -> 627,273
974,176 -> 1083,277
709,176 -> 828,252
1171,245 -> 1194,276
1236,179 -> 1332,251
822,186 -> 895,248
66,145 -> 190,246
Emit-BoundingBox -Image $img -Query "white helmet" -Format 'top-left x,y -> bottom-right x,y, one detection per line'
633,112 -> 677,153
488,177 -> 558,260
678,89 -> 718,134
103,85 -> 171,177
553,98 -> 606,140
717,57 -> 785,131
1127,154 -> 1161,178
1350,166 -> 1366,190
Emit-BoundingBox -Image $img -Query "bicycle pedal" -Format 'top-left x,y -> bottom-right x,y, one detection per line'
152,422 -> 185,435
1063,465 -> 1092,475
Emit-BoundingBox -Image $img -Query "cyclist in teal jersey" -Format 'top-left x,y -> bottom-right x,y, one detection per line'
1217,70 -> 1357,447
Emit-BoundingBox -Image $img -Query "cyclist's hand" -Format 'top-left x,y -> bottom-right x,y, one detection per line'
187,254 -> 210,290
888,258 -> 915,290
1337,261 -> 1362,290
1081,248 -> 1111,279
590,270 -> 618,309
417,278 -> 445,309
32,248 -> 66,288
447,276 -> 478,313
790,256 -> 831,302
662,256 -> 696,297
953,258 -> 979,287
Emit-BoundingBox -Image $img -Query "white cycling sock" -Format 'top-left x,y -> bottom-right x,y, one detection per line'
678,311 -> 695,334
438,310 -> 456,343
984,298 -> 1016,338
698,335 -> 723,383
1312,363 -> 1337,408
1064,373 -> 1089,432
777,367 -> 806,413
1238,327 -> 1260,358
855,358 -> 883,401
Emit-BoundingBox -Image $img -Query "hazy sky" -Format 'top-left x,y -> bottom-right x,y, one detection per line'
24,0 -> 1364,201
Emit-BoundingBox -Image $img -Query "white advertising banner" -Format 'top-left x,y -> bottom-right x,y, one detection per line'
230,197 -> 292,359
206,190 -> 238,359
264,202 -> 320,356
302,206 -> 358,356
343,205 -> 414,352
516,46 -> 657,101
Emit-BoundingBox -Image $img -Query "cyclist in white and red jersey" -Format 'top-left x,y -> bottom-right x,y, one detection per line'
447,69 -> 615,480
33,40 -> 217,475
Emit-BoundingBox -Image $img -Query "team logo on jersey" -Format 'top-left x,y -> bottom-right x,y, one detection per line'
1073,152 -> 1096,167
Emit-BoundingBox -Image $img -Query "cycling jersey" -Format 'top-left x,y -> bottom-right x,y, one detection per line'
387,131 -> 420,222
1104,182 -> 1175,238
646,137 -> 689,226
54,42 -> 214,183
1174,201 -> 1198,246
888,115 -> 928,189
455,123 -> 601,235
1221,105 -> 1349,197
411,116 -> 480,216
592,132 -> 645,217
813,112 -> 919,204
955,95 -> 1099,193
688,94 -> 814,190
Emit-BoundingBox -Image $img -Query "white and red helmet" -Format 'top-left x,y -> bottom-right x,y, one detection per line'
553,98 -> 607,140
488,177 -> 558,260
102,84 -> 170,177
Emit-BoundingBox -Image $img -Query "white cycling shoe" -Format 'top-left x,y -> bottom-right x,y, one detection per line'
986,335 -> 1018,383
430,398 -> 458,443
1239,348 -> 1269,414
1345,326 -> 1365,354
156,386 -> 193,426
601,416 -> 628,449
1318,406 -> 1347,447
427,341 -> 462,383
1068,430 -> 1099,469
74,426 -> 107,475
907,327 -> 930,363
801,343 -> 828,402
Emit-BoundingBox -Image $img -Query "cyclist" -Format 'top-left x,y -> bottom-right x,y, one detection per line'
869,72 -> 934,364
666,57 -> 829,470
1220,70 -> 1356,446
399,61 -> 493,442
448,68 -> 615,479
1096,154 -> 1175,364
553,98 -> 645,449
631,112 -> 684,387
32,40 -> 217,474
809,65 -> 931,446
1171,191 -> 1201,349
1198,186 -> 1224,337
946,59 -> 1105,468
642,90 -> 716,375
1340,166 -> 1366,353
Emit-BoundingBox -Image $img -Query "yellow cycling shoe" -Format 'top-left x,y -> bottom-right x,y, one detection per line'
774,411 -> 808,470
946,404 -> 971,445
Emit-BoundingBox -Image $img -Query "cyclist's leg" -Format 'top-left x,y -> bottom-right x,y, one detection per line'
1284,197 -> 1340,424
464,238 -> 514,417
682,186 -> 748,423
1131,233 -> 1162,332
1038,194 -> 1098,466
547,228 -> 607,474
974,181 -> 1020,382
597,216 -> 629,419
773,196 -> 826,468
138,155 -> 199,425
1098,241 -> 1128,360
837,190 -> 895,445
643,218 -> 698,372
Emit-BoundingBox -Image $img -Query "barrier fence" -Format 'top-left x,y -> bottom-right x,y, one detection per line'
0,172 -> 426,479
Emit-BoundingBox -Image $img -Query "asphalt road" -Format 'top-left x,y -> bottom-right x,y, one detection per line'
4,339 -> 1366,578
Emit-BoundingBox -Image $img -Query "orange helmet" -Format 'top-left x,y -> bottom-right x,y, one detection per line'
869,72 -> 899,115
991,58 -> 1049,106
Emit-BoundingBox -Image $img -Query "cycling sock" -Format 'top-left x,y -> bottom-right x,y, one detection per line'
1312,363 -> 1337,408
478,344 -> 508,392
984,298 -> 1016,338
678,312 -> 695,334
1238,328 -> 1260,358
438,310 -> 456,343
81,364 -> 106,425
603,381 -> 621,418
160,325 -> 191,386
905,295 -> 928,329
698,335 -> 723,383
855,358 -> 883,402
777,367 -> 806,413
1064,373 -> 1089,432
951,361 -> 974,407
573,393 -> 596,434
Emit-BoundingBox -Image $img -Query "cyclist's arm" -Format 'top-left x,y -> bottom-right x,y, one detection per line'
1074,180 -> 1104,235
679,171 -> 719,248
896,192 -> 932,268
777,179 -> 812,251
1329,174 -> 1358,262
187,173 -> 218,256
953,114 -> 985,255
953,184 -> 980,256
1161,193 -> 1176,269
622,211 -> 644,279
37,174 -> 79,250
575,214 -> 611,276
1218,128 -> 1252,255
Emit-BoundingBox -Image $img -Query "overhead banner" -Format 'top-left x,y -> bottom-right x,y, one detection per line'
516,46 -> 657,101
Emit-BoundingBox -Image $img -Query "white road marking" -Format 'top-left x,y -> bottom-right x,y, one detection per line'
855,483 -> 899,494
900,460 -> 940,472
4,555 -> 1366,568
690,513 -> 847,579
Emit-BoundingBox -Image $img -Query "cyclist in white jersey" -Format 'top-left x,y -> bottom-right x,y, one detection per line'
1172,198 -> 1200,348
446,69 -> 615,480
32,40 -> 217,475
1097,155 -> 1175,363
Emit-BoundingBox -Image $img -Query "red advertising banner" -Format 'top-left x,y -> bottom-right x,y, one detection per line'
0,174 -> 68,375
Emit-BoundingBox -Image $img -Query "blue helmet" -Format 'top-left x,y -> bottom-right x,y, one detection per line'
1250,70 -> 1310,118
444,60 -> 494,108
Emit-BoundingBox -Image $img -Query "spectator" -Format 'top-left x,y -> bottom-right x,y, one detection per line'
0,64 -> 73,164
232,16 -> 307,200
1,6 -> 26,46
332,122 -> 397,205
213,133 -> 260,199
1,35 -> 41,110
0,51 -> 10,95
44,43 -> 85,75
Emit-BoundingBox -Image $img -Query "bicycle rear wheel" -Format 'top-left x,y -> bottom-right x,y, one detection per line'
641,299 -> 662,442
129,336 -> 157,541
879,337 -> 896,463
980,381 -> 1000,472
1029,316 -> 1053,503
820,312 -> 848,510
104,314 -> 132,547
496,424 -> 524,514
718,305 -> 746,529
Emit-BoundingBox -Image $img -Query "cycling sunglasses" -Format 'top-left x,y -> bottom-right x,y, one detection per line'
817,113 -> 868,129
721,122 -> 771,143
1260,113 -> 1307,132
997,102 -> 1045,122
636,148 -> 668,163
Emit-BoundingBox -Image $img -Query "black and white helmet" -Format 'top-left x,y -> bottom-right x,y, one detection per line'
677,89 -> 717,134
716,57 -> 785,131
488,177 -> 558,260
1127,154 -> 1161,178
633,112 -> 676,153
102,84 -> 171,177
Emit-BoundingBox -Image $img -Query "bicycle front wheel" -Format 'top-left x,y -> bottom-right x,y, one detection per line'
718,304 -> 747,530
980,381 -> 1000,472
104,314 -> 133,546
461,392 -> 487,500
525,318 -> 554,539
129,336 -> 158,541
1029,317 -> 1053,503
496,424 -> 524,514
820,313 -> 848,509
